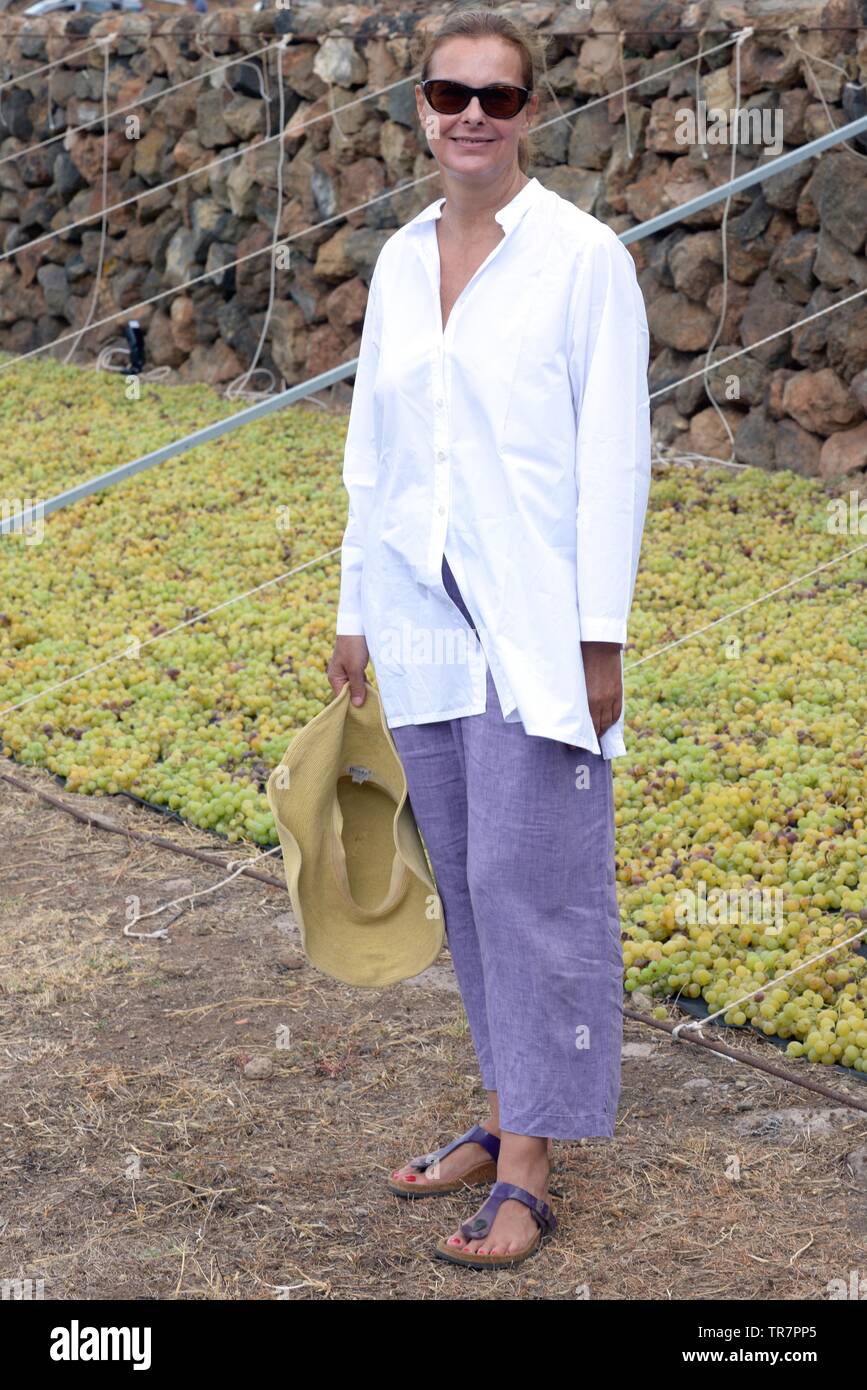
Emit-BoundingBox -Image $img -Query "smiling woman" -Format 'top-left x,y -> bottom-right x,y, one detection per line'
325,1 -> 652,1273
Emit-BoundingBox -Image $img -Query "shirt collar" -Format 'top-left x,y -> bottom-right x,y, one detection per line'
407,176 -> 543,235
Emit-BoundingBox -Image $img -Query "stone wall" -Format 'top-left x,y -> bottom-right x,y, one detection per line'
1,0 -> 866,480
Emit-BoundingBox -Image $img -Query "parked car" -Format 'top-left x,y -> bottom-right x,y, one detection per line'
23,0 -> 142,15
23,0 -> 206,12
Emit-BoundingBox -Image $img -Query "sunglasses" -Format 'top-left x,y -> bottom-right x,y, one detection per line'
421,79 -> 532,120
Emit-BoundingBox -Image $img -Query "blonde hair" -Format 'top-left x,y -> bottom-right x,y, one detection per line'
415,2 -> 544,174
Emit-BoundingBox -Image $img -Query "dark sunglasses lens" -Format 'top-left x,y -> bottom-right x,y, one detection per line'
481,86 -> 525,118
425,81 -> 470,114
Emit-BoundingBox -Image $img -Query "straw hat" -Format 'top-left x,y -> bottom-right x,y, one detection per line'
266,678 -> 444,987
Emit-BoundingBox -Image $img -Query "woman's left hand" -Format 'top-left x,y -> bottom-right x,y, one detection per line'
580,641 -> 623,741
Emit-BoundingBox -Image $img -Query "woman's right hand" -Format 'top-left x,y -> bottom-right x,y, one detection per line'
327,635 -> 370,705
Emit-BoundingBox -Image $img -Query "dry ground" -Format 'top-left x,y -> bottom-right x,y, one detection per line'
1,755 -> 866,1302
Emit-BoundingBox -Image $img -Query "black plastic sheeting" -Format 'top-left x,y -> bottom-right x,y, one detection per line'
18,767 -> 258,845
16,766 -> 867,1083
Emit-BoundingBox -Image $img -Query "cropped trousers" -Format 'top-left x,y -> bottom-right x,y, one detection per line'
387,554 -> 624,1140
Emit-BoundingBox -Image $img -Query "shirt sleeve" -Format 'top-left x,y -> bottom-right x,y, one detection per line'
568,231 -> 651,647
335,258 -> 383,636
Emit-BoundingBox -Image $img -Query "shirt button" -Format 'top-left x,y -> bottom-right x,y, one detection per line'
436,397 -> 444,407
437,449 -> 446,459
438,505 -> 446,516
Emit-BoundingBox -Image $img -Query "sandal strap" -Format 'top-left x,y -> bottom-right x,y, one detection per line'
459,1180 -> 556,1241
406,1124 -> 500,1174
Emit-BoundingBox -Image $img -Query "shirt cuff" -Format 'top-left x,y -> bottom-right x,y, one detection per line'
336,613 -> 365,636
579,618 -> 627,645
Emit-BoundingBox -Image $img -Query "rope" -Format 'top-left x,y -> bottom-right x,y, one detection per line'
0,34 -> 110,92
623,538 -> 867,673
696,26 -> 753,465
649,285 -> 867,403
0,67 -> 420,240
617,32 -> 633,161
0,34 -> 743,265
2,763 -> 866,1113
223,38 -> 290,403
0,544 -> 342,719
624,1008 -> 867,1114
787,25 -> 867,165
671,917 -> 867,1041
0,32 -> 748,374
0,40 -> 283,168
123,844 -> 285,939
62,37 -> 112,366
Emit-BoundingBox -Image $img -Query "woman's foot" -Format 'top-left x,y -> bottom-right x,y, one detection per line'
390,1122 -> 501,1189
442,1133 -> 550,1257
392,1126 -> 553,1190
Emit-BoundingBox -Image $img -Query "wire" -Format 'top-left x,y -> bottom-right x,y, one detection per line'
648,285 -> 867,404
223,38 -> 290,402
0,24 -> 863,39
0,544 -> 342,719
0,32 -> 747,371
0,33 -> 111,91
62,37 -> 112,365
2,760 -> 865,1107
788,26 -> 867,165
0,39 -> 283,168
695,27 -> 753,465
0,68 -> 421,260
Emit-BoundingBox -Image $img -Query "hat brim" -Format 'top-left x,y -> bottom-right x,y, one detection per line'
266,680 -> 444,988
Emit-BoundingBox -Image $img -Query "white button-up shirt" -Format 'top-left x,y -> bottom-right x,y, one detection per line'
335,175 -> 651,757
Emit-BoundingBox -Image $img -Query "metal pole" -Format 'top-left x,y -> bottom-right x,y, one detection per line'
4,110 -> 867,536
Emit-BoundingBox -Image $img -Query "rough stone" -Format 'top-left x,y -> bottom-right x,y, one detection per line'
775,418 -> 823,476
819,421 -> 867,478
782,368 -> 864,435
809,153 -> 867,254
734,405 -> 777,470
681,405 -> 746,461
669,231 -> 722,300
647,292 -> 716,352
313,38 -> 367,90
739,270 -> 799,366
768,230 -> 817,305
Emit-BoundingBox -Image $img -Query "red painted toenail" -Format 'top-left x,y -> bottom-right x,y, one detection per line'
406,1174 -> 416,1181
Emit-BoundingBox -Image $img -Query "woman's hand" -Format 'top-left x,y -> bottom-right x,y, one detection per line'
582,640 -> 623,738
327,635 -> 370,705
565,641 -> 623,749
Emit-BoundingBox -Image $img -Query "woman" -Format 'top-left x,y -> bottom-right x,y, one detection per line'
326,4 -> 651,1270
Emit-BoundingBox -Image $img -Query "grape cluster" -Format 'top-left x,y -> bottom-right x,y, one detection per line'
1,361 -> 864,1068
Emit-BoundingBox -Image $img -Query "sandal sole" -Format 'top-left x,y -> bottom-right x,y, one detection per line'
387,1160 -> 498,1199
433,1230 -> 546,1270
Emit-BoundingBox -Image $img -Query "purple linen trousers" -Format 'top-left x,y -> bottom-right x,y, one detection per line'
386,553 -> 624,1140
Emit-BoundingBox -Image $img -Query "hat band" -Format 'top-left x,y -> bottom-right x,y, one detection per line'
328,778 -> 412,921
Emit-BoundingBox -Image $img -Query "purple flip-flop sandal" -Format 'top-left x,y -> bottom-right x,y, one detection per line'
434,1180 -> 557,1269
387,1123 -> 500,1198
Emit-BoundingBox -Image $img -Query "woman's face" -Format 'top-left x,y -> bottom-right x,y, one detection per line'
416,36 -> 537,182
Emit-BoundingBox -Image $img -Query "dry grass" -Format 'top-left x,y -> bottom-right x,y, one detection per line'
2,755 -> 866,1300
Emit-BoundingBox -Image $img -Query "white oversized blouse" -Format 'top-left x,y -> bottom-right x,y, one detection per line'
335,175 -> 651,758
